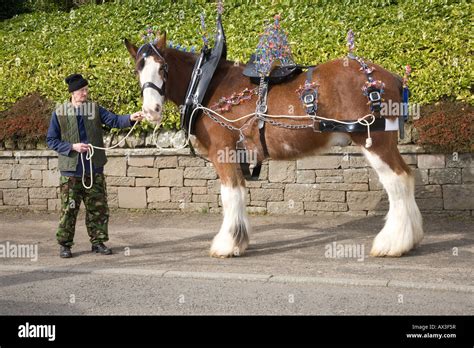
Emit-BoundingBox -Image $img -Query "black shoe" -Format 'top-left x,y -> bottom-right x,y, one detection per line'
91,243 -> 112,255
60,246 -> 72,258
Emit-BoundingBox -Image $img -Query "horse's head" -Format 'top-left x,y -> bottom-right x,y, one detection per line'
124,32 -> 168,125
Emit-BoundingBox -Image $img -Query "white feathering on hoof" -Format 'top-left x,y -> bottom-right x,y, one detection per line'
210,185 -> 249,258
362,149 -> 423,257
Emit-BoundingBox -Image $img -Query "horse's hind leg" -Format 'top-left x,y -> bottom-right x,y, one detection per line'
209,160 -> 250,258
353,132 -> 423,256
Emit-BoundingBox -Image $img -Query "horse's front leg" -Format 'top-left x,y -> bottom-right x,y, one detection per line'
209,158 -> 250,258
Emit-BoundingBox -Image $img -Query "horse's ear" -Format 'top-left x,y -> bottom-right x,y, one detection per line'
156,31 -> 166,50
124,38 -> 137,59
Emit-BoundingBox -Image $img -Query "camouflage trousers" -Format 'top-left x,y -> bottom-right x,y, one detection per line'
56,174 -> 109,247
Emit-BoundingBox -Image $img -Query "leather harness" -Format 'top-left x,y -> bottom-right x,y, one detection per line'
181,13 -> 227,135
137,42 -> 168,97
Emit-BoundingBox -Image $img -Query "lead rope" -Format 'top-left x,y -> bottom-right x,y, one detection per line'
80,121 -> 138,189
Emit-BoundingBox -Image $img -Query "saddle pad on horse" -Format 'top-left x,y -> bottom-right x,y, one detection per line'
243,53 -> 303,84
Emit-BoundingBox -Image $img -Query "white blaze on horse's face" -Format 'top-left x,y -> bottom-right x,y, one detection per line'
140,57 -> 165,124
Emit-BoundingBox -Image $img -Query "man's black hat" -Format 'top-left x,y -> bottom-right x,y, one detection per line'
65,73 -> 88,93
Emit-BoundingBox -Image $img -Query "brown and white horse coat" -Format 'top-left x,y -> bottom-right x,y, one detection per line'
125,33 -> 423,258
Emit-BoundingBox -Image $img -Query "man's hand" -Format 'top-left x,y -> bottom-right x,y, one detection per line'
72,143 -> 90,153
130,111 -> 144,122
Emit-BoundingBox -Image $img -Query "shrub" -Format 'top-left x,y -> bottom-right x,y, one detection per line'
0,93 -> 53,142
415,101 -> 473,153
0,0 -> 471,141
26,0 -> 113,14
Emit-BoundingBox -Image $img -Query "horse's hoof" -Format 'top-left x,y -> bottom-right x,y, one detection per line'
370,242 -> 405,257
209,250 -> 233,258
370,249 -> 402,257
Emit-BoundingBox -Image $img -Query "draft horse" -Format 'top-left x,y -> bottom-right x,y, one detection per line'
124,32 -> 423,258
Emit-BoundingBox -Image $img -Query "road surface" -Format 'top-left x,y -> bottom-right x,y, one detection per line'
0,210 -> 472,315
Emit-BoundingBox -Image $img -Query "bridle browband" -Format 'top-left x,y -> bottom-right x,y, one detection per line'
137,41 -> 168,97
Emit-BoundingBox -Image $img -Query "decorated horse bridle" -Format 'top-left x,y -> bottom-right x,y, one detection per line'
137,41 -> 168,97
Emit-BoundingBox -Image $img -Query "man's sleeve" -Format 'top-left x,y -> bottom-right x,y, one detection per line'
46,112 -> 73,156
99,106 -> 133,129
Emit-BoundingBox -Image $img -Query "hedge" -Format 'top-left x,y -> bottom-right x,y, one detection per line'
0,0 -> 472,134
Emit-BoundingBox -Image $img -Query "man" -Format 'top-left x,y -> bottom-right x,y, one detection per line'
47,73 -> 143,258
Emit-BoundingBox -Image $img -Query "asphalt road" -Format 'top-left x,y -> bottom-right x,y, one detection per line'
0,210 -> 472,315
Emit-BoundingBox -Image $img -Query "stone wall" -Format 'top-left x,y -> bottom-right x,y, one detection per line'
0,147 -> 472,216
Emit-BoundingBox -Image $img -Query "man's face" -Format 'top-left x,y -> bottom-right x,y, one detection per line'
72,86 -> 88,104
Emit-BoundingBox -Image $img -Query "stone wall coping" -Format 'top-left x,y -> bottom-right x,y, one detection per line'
0,145 -> 442,158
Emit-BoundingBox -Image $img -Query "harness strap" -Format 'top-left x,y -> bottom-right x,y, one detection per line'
259,124 -> 270,158
348,54 -> 384,114
239,125 -> 267,181
239,76 -> 270,181
141,81 -> 165,96
253,77 -> 270,179
137,42 -> 169,97
319,117 -> 386,133
256,76 -> 270,159
240,157 -> 263,181
300,67 -> 318,116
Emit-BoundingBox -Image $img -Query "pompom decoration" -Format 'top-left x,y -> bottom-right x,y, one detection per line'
361,80 -> 385,96
296,82 -> 318,99
403,64 -> 411,88
166,40 -> 196,53
142,25 -> 158,44
217,0 -> 224,15
347,29 -> 355,56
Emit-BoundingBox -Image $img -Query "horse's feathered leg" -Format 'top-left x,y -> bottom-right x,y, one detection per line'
209,159 -> 250,258
354,132 -> 423,256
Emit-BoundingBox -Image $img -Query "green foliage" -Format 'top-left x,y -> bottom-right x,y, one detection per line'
0,0 -> 97,20
0,0 -> 472,135
160,101 -> 181,130
26,0 -> 76,12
